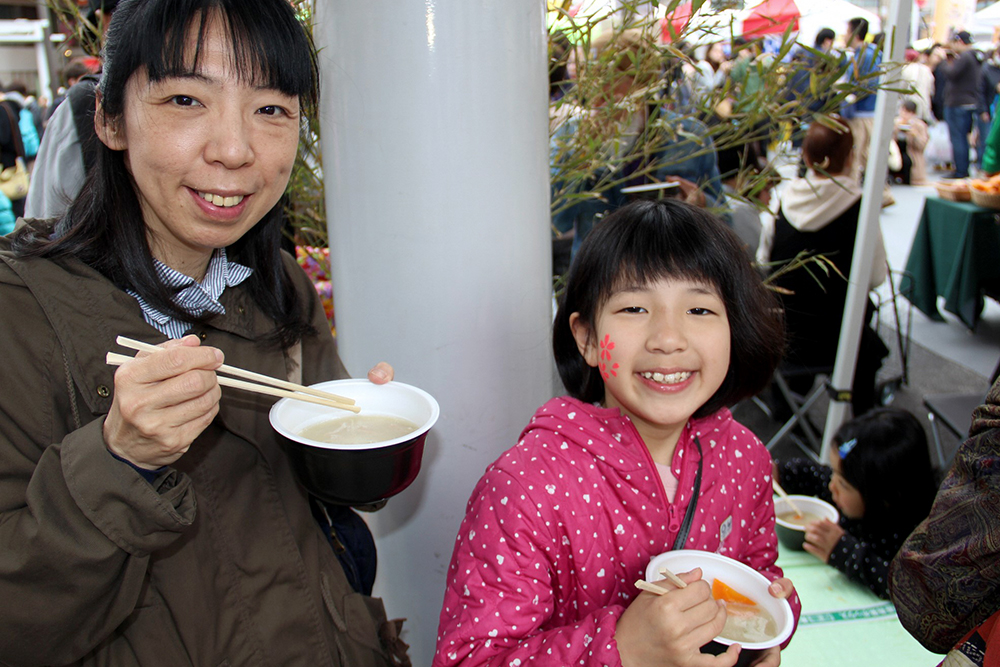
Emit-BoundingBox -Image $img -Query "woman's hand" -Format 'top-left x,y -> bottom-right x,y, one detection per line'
616,568 -> 740,667
103,335 -> 224,470
664,176 -> 707,208
803,518 -> 845,563
367,362 -> 394,384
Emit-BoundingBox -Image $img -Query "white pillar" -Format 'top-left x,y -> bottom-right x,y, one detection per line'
315,2 -> 553,663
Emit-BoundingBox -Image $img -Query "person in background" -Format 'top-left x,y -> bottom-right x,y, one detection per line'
784,27 -> 839,148
774,407 -> 938,599
1,83 -> 40,160
0,189 -> 13,235
550,29 -> 725,258
435,198 -> 797,667
939,30 -> 984,178
0,0 -> 407,663
24,0 -> 116,221
46,60 -> 95,119
980,48 -> 1000,165
891,99 -> 930,185
0,80 -> 30,219
693,41 -> 731,105
716,140 -> 772,255
841,18 -> 882,188
889,377 -> 1000,660
901,47 -> 936,124
763,118 -> 889,417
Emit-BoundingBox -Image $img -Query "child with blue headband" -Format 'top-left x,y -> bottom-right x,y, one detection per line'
773,407 -> 938,598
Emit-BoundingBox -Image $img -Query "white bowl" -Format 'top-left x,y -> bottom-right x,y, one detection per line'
645,550 -> 794,652
773,495 -> 839,550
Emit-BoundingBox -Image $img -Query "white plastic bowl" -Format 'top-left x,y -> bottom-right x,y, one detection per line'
645,550 -> 794,654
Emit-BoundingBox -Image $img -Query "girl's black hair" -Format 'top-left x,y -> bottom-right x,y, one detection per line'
834,407 -> 938,531
553,199 -> 785,417
13,0 -> 319,349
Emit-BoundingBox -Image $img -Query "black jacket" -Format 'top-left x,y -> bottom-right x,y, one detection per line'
0,99 -> 24,170
942,49 -> 985,108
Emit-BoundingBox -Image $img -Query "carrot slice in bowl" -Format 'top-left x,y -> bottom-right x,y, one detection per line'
712,578 -> 757,606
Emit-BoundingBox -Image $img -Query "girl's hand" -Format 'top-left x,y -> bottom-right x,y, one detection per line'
103,335 -> 224,470
749,646 -> 781,666
767,577 -> 795,600
803,518 -> 845,563
616,568 -> 740,667
367,362 -> 394,384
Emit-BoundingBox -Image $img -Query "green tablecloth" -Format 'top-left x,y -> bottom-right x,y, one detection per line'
778,548 -> 939,666
902,197 -> 1000,329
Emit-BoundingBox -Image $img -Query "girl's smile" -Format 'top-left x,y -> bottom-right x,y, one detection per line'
571,277 -> 731,461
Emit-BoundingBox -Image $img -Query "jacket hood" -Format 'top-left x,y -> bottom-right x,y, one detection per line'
521,396 -> 734,473
780,172 -> 861,231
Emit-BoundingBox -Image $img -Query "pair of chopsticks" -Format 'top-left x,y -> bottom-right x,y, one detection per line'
106,335 -> 359,413
634,566 -> 688,596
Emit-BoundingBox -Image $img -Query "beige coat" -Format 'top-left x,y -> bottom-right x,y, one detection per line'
0,225 -> 403,667
898,116 -> 930,185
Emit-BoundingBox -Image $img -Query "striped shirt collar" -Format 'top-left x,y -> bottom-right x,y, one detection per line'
129,248 -> 253,340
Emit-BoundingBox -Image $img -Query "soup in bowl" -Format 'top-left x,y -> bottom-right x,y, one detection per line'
773,495 -> 839,551
645,550 -> 794,667
269,379 -> 440,505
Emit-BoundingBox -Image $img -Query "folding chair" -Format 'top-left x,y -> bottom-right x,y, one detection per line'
753,365 -> 832,463
923,393 -> 982,470
923,359 -> 997,470
871,265 -> 914,405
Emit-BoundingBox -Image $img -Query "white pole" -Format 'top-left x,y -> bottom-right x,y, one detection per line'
315,2 -> 553,663
33,39 -> 51,102
821,0 -> 910,459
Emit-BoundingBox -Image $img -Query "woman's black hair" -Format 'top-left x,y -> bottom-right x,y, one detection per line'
553,199 -> 785,417
13,0 -> 319,349
834,407 -> 938,532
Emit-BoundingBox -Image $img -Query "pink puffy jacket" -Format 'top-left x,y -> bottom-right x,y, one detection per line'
434,396 -> 800,666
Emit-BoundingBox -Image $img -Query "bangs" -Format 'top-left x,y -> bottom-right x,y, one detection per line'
104,0 -> 318,113
597,211 -> 723,308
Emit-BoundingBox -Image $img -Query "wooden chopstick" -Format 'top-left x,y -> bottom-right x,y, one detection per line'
635,580 -> 670,596
115,335 -> 355,406
658,566 -> 689,589
772,480 -> 804,518
106,352 -> 359,413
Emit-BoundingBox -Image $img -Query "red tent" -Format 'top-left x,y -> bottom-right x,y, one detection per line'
741,0 -> 799,36
660,2 -> 694,42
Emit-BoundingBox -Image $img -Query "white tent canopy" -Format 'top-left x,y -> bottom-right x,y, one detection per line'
975,0 -> 1000,27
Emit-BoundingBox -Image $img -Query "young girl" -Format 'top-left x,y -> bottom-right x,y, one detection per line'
775,407 -> 938,599
434,199 -> 799,667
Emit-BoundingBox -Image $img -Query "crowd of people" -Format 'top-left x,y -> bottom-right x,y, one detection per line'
3,0 -> 1000,665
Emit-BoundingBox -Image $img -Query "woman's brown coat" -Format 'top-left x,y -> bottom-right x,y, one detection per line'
0,229 -> 401,667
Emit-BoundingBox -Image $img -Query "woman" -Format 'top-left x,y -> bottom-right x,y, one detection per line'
693,41 -> 730,103
0,1 -> 406,665
763,118 -> 889,417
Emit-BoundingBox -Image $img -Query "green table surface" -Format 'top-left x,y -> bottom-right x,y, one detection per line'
777,548 -> 939,666
902,197 -> 1000,329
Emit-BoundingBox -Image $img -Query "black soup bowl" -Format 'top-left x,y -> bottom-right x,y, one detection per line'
269,379 -> 440,506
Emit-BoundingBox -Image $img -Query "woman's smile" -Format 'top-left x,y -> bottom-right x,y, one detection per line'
97,16 -> 300,280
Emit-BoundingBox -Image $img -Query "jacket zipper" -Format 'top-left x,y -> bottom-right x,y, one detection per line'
619,416 -> 687,546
